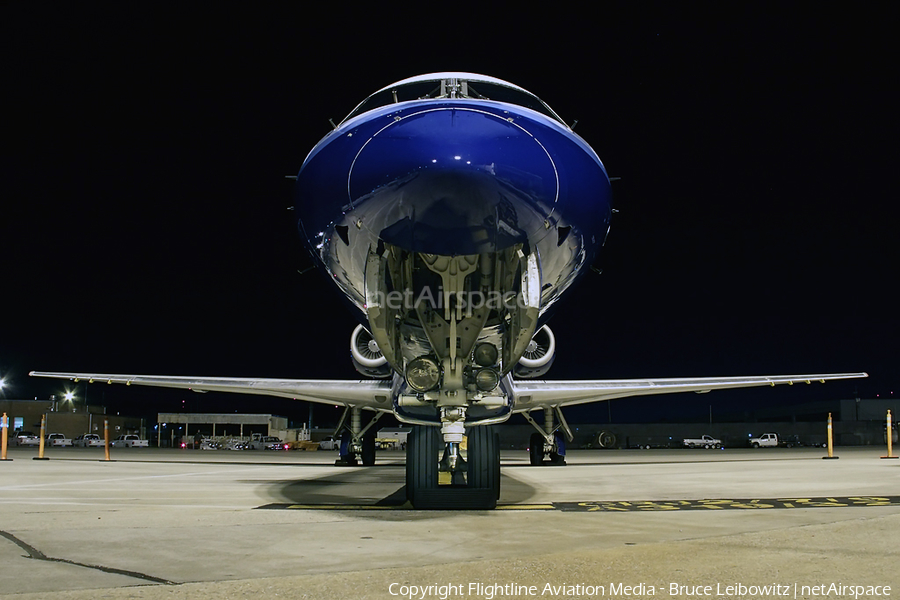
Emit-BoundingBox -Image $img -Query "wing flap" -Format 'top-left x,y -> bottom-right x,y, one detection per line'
511,372 -> 868,411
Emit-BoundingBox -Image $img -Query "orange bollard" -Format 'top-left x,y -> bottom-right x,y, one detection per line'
882,410 -> 898,459
103,419 -> 111,461
1,413 -> 10,461
34,414 -> 49,460
823,412 -> 838,460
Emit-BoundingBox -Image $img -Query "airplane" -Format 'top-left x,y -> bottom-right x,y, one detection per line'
32,73 -> 866,509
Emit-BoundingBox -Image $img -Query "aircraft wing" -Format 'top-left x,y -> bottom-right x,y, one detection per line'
29,371 -> 395,411
510,372 -> 868,412
31,370 -> 868,414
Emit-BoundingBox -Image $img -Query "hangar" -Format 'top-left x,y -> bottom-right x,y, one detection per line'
156,413 -> 288,447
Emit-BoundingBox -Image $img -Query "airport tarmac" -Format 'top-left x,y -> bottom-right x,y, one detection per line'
0,446 -> 897,599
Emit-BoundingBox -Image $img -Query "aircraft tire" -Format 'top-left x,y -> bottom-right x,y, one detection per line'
361,432 -> 376,466
337,430 -> 357,466
467,426 -> 500,504
406,426 -> 439,506
405,429 -> 416,503
549,434 -> 566,465
529,432 -> 544,466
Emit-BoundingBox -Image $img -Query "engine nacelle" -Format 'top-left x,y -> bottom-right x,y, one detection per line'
514,325 -> 556,379
350,325 -> 392,378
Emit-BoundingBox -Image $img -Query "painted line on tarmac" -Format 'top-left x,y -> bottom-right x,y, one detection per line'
551,496 -> 900,511
257,496 -> 900,511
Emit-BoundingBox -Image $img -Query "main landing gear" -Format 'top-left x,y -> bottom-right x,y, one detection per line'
334,407 -> 382,466
523,406 -> 572,466
405,425 -> 500,510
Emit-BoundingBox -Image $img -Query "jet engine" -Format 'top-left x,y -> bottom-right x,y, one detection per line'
350,325 -> 392,378
514,325 -> 556,378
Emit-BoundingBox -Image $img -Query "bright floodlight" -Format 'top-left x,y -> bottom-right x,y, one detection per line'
64,391 -> 75,401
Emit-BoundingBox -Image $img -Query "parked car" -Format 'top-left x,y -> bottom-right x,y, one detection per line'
73,434 -> 104,447
46,433 -> 72,447
14,432 -> 40,446
111,435 -> 149,448
223,439 -> 249,450
263,438 -> 289,451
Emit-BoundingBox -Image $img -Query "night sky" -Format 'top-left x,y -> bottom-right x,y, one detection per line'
2,5 -> 895,425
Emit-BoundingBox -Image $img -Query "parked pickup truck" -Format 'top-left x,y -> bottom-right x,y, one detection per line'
683,435 -> 722,449
318,435 -> 340,450
14,432 -> 40,446
111,435 -> 149,448
749,433 -> 779,448
46,433 -> 72,446
73,434 -> 104,447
